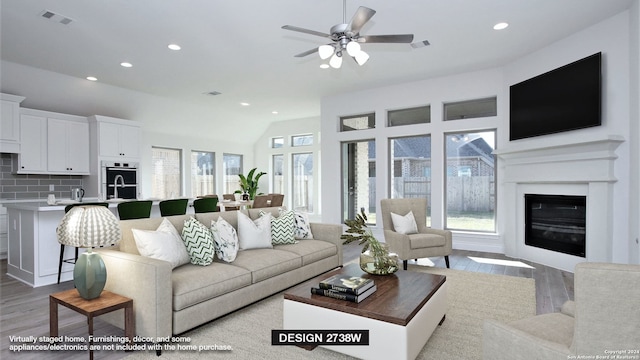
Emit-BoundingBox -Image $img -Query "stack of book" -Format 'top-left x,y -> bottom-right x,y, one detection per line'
311,272 -> 377,303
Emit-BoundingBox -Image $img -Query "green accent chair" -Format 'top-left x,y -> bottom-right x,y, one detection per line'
58,202 -> 109,284
193,197 -> 219,213
117,200 -> 153,220
159,199 -> 189,216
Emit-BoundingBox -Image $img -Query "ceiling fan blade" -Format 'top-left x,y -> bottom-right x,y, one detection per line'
294,47 -> 319,58
359,34 -> 414,43
348,6 -> 376,34
282,25 -> 331,38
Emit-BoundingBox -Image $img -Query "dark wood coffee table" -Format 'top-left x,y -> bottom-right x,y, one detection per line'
283,264 -> 446,360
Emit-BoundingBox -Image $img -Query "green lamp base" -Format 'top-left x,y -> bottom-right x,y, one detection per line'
73,249 -> 107,300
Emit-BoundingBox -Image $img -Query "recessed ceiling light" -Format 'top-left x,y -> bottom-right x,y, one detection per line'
493,22 -> 509,30
240,102 -> 250,106
86,76 -> 98,81
320,64 -> 330,69
272,111 -> 279,115
120,62 -> 133,68
168,44 -> 181,51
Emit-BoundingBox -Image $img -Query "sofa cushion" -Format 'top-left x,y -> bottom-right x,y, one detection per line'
261,209 -> 296,245
181,217 -> 215,266
171,263 -> 252,311
409,233 -> 446,248
132,218 -> 190,269
229,249 -> 302,283
275,240 -> 337,266
237,212 -> 272,250
211,217 -> 239,263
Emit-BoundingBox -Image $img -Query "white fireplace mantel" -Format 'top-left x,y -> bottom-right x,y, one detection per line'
495,135 -> 625,272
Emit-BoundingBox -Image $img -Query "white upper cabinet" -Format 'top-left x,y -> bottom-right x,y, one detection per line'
90,115 -> 141,160
0,93 -> 26,153
15,114 -> 47,173
47,118 -> 90,174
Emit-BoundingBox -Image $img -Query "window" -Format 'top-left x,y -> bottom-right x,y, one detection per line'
223,153 -> 242,194
292,134 -> 313,146
151,147 -> 182,199
272,137 -> 284,148
191,151 -> 215,197
340,113 -> 375,131
342,140 -> 376,225
390,135 -> 431,226
445,130 -> 496,232
388,106 -> 430,127
292,153 -> 313,212
444,97 -> 497,121
272,154 -> 284,194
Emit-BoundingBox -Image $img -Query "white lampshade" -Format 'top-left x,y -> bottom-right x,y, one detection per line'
329,53 -> 343,68
57,206 -> 121,248
318,45 -> 334,60
346,41 -> 361,57
355,51 -> 370,66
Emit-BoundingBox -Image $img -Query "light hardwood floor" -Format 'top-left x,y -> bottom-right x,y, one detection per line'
0,244 -> 574,359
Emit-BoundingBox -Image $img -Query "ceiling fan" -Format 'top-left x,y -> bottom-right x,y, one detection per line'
282,1 -> 415,68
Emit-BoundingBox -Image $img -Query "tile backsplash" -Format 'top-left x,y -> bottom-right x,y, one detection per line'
0,153 -> 84,200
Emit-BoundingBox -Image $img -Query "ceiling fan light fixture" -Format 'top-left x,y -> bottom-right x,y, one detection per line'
346,41 -> 361,57
355,51 -> 369,66
329,53 -> 343,68
318,44 -> 334,60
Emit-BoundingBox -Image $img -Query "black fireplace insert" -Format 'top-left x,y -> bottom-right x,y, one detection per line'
525,194 -> 586,257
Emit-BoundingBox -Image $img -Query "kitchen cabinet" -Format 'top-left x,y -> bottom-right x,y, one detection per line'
95,118 -> 141,159
0,93 -> 26,153
47,118 -> 90,174
14,114 -> 47,173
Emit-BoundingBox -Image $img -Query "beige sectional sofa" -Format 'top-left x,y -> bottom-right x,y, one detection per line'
96,207 -> 343,339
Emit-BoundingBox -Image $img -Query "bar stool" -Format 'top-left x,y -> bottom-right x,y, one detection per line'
117,200 -> 153,220
159,199 -> 189,216
58,202 -> 109,284
193,197 -> 219,213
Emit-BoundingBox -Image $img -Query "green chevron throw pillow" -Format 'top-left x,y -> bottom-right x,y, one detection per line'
261,209 -> 297,245
181,217 -> 214,266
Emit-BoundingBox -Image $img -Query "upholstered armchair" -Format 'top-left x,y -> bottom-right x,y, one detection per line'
380,198 -> 452,270
483,262 -> 640,360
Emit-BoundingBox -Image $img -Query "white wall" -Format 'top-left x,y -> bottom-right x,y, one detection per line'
320,8 -> 638,263
630,0 -> 640,264
253,117 -> 321,219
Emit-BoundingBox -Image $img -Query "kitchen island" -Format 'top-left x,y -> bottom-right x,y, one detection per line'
2,199 -> 193,287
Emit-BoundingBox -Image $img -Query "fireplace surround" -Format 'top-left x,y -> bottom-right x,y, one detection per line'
495,135 -> 624,272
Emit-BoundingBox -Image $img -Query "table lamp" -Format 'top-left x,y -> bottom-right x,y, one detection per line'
56,205 -> 121,300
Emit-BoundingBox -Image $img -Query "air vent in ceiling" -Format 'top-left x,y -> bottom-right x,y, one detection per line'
204,91 -> 222,96
39,10 -> 73,25
411,40 -> 431,49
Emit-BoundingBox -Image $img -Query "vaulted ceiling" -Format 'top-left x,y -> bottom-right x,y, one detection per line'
0,0 -> 634,140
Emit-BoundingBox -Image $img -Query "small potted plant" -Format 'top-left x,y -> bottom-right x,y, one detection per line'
235,168 -> 266,200
341,208 -> 399,275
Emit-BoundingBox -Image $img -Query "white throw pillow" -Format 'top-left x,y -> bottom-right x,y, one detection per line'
237,211 -> 273,250
391,210 -> 419,235
281,208 -> 313,240
211,217 -> 239,262
132,218 -> 190,269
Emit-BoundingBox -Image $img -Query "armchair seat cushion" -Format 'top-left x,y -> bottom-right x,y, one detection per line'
409,233 -> 446,248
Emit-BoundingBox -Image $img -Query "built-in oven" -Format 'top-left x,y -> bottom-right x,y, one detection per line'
102,161 -> 139,200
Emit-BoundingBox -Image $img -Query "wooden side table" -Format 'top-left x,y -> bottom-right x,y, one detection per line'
50,289 -> 134,360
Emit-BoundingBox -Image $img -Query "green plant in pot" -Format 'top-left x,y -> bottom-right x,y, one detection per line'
341,208 -> 399,275
235,168 -> 266,200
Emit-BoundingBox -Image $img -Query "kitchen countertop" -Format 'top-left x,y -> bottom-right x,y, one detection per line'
0,198 -> 188,212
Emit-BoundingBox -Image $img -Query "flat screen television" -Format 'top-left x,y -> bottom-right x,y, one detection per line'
509,52 -> 601,141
